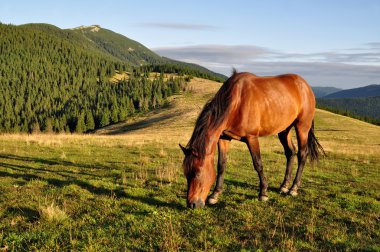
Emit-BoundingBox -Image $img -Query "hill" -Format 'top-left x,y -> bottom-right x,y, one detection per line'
70,25 -> 226,82
317,96 -> 380,125
315,84 -> 380,125
323,84 -> 380,98
311,86 -> 342,98
0,23 -> 225,134
0,77 -> 379,251
70,25 -> 166,66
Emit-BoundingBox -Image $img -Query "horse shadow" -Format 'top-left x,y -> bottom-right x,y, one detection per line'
0,153 -> 185,211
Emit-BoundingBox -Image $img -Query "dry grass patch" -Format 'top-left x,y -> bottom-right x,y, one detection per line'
39,202 -> 68,224
156,161 -> 179,185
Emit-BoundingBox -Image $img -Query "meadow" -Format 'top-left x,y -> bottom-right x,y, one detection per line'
0,78 -> 379,251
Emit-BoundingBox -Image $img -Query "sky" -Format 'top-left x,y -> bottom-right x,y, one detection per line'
1,0 -> 380,88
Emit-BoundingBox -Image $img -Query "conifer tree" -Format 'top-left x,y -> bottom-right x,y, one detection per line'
85,111 -> 95,131
75,113 -> 86,133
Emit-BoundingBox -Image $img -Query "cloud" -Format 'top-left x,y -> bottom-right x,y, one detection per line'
138,22 -> 219,31
238,61 -> 380,88
154,45 -> 271,65
154,44 -> 380,88
155,44 -> 273,64
308,43 -> 380,65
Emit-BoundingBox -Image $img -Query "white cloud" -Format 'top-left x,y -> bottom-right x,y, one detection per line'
138,22 -> 219,31
154,44 -> 380,88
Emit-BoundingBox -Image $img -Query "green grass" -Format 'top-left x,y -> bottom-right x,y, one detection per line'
1,79 -> 380,251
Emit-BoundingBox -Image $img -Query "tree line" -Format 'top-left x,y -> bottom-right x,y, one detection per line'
317,97 -> 380,126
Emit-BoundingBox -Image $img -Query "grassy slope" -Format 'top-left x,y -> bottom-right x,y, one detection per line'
0,78 -> 379,251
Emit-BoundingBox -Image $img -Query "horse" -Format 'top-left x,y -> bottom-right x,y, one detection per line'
180,70 -> 324,209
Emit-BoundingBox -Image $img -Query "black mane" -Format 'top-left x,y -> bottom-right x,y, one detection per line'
184,70 -> 238,174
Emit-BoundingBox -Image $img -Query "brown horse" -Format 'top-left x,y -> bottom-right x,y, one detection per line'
180,70 -> 324,208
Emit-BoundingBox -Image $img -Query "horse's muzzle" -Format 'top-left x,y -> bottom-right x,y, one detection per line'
187,199 -> 205,209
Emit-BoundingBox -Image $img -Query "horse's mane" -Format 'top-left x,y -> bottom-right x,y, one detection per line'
184,70 -> 238,174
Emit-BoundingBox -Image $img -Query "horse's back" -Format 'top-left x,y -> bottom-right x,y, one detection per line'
226,73 -> 315,136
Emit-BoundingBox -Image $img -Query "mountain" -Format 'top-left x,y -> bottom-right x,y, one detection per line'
311,86 -> 342,98
317,96 -> 380,124
19,23 -> 225,81
69,25 -> 226,82
316,84 -> 380,125
70,25 -> 166,66
20,23 -> 123,62
0,22 -> 224,133
322,84 -> 380,98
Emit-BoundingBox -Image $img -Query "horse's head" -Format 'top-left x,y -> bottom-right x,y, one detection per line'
180,144 -> 216,209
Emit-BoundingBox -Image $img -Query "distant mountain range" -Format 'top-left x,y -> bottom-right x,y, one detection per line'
322,84 -> 380,98
315,84 -> 380,125
311,86 -> 343,98
312,84 -> 380,99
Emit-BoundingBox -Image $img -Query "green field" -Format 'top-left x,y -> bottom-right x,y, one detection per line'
1,78 -> 379,251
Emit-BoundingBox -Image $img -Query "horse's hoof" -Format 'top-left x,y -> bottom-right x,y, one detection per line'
289,190 -> 298,197
279,187 -> 289,194
207,197 -> 218,205
259,195 -> 269,201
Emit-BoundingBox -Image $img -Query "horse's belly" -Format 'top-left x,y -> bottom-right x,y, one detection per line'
258,112 -> 297,136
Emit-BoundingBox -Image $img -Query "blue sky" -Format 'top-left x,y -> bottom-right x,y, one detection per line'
1,0 -> 380,88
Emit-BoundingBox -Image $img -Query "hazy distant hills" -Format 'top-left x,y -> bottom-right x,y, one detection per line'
315,84 -> 380,125
322,84 -> 380,98
311,86 -> 343,98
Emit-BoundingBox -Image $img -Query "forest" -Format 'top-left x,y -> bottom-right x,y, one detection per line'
317,96 -> 380,126
0,23 -> 189,133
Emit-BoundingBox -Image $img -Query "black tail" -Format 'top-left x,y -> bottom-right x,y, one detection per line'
308,121 -> 325,162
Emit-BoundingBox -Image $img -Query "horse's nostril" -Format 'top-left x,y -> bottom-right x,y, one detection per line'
188,199 -> 205,209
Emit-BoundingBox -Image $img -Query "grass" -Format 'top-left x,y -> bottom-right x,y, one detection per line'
0,78 -> 380,251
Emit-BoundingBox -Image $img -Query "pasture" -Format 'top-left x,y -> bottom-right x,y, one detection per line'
0,78 -> 379,251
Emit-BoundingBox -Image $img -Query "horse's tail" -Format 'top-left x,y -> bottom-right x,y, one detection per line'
307,120 -> 325,162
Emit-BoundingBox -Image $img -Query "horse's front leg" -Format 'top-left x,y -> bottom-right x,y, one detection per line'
207,138 -> 230,205
246,136 -> 269,201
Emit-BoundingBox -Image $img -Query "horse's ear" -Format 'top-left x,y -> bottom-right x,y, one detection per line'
179,144 -> 191,155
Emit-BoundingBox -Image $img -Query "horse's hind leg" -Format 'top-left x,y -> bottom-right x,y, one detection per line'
246,136 -> 268,201
278,128 -> 297,194
207,138 -> 230,205
289,122 -> 311,196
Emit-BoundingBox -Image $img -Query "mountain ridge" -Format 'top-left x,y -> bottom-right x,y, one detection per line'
311,86 -> 342,98
18,23 -> 226,81
322,84 -> 380,98
316,84 -> 380,125
0,22 -> 225,133
70,24 -> 166,66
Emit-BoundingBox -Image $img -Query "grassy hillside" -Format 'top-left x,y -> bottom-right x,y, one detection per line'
0,78 -> 379,251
